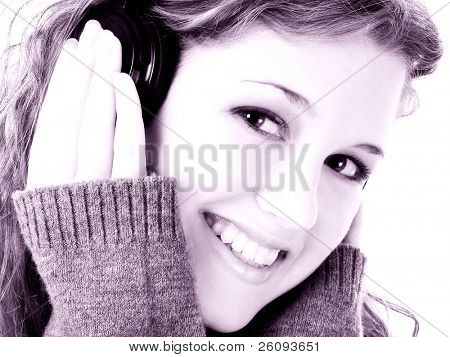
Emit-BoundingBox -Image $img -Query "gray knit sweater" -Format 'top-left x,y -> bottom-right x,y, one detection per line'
11,174 -> 367,337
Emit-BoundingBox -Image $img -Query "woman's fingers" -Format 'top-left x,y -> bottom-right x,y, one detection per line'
71,19 -> 102,134
26,20 -> 104,189
61,20 -> 102,177
27,38 -> 80,189
28,22 -> 142,188
75,29 -> 122,181
111,73 -> 147,179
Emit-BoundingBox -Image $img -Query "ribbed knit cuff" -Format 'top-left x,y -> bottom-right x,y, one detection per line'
11,173 -> 182,253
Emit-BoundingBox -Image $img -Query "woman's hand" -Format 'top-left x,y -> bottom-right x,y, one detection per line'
26,20 -> 146,189
342,203 -> 364,247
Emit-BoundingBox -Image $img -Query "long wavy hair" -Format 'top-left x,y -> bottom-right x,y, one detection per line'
0,0 -> 442,336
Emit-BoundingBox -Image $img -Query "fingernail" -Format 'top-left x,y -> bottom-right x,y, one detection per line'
96,30 -> 122,70
65,38 -> 78,47
63,38 -> 78,53
84,19 -> 102,32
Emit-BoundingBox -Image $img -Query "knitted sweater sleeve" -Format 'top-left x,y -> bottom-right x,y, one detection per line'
11,174 -> 206,337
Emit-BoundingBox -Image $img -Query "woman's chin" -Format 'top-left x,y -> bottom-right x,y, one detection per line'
203,314 -> 252,334
199,298 -> 258,333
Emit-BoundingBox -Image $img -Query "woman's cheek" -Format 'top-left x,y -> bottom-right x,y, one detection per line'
317,177 -> 363,245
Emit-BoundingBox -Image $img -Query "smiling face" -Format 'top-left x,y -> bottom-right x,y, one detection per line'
147,24 -> 407,332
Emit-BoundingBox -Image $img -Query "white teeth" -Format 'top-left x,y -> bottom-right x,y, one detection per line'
241,239 -> 259,261
254,246 -> 275,265
220,222 -> 239,244
231,232 -> 247,253
212,220 -> 227,235
265,250 -> 279,265
207,212 -> 284,267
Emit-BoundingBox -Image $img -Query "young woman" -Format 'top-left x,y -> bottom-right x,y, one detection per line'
0,0 -> 442,336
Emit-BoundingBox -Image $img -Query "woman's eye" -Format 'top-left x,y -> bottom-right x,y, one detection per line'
231,106 -> 287,140
325,154 -> 370,183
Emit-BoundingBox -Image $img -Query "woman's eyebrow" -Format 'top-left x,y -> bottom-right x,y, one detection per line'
240,79 -> 311,109
240,80 -> 385,158
353,143 -> 385,158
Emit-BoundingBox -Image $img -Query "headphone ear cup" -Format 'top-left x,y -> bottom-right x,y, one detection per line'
71,0 -> 180,123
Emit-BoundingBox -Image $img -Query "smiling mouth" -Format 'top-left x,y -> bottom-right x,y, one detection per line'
203,211 -> 287,269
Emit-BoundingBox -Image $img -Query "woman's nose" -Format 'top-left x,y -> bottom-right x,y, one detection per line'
255,147 -> 319,231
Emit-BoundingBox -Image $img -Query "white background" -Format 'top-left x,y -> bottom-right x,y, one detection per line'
360,1 -> 449,337
0,0 -> 448,337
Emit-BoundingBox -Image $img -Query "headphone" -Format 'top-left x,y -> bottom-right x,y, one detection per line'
70,0 -> 181,125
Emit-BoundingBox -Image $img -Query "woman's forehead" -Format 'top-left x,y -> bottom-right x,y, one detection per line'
178,26 -> 406,133
181,25 -> 406,89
